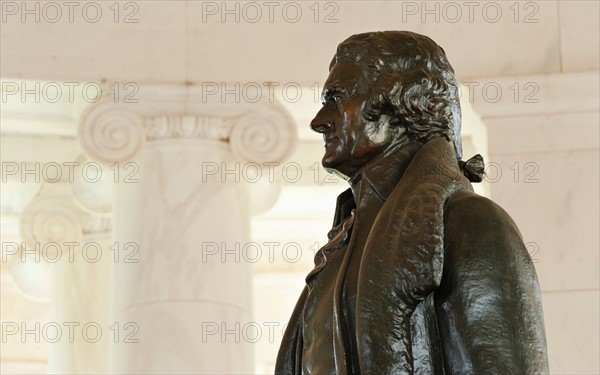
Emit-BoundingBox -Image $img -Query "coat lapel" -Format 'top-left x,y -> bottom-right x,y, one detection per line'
355,138 -> 472,373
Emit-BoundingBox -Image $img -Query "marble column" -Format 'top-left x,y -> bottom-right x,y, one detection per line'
78,87 -> 296,374
18,182 -> 112,374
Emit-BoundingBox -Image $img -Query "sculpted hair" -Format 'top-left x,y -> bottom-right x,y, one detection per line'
331,31 -> 463,160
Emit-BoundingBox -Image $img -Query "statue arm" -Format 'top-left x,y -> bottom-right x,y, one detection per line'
275,287 -> 308,375
435,191 -> 549,374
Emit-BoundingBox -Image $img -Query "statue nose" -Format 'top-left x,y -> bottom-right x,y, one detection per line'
310,118 -> 332,134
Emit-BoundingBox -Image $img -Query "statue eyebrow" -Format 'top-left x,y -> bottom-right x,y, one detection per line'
321,84 -> 351,104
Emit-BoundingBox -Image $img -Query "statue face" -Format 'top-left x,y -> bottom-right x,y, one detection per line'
310,61 -> 404,178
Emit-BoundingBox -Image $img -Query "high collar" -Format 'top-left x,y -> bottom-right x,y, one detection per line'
348,141 -> 423,204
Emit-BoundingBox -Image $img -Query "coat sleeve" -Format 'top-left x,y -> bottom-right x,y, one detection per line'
435,191 -> 549,374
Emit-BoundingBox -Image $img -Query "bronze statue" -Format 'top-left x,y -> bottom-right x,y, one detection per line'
276,31 -> 548,374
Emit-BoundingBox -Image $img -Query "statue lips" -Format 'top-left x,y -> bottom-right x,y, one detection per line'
324,134 -> 338,146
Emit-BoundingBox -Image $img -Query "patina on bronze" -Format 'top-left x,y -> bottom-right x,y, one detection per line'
276,31 -> 549,374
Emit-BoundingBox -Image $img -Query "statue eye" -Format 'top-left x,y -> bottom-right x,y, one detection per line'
322,88 -> 346,105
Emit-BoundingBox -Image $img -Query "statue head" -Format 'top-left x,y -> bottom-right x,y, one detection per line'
310,31 -> 463,179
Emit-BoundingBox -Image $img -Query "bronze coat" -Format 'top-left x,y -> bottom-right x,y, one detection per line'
276,138 -> 549,374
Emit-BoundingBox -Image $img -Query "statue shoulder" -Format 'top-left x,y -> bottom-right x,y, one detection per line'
437,190 -> 548,373
443,190 -> 528,264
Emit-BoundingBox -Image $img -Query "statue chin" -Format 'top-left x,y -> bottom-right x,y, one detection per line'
321,156 -> 352,181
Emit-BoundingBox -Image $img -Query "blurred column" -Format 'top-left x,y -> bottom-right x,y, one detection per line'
18,182 -> 111,373
78,88 -> 296,374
